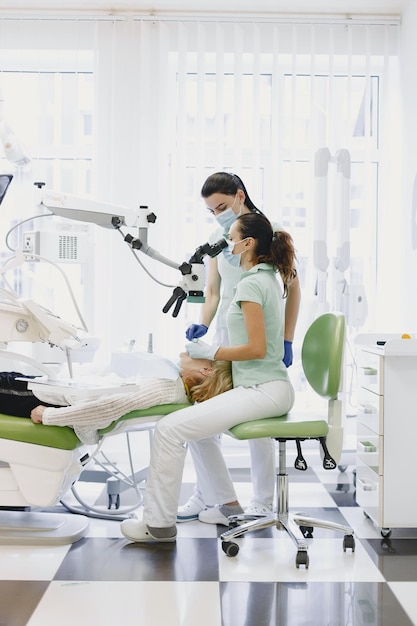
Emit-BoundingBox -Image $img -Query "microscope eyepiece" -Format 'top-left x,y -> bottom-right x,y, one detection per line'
189,238 -> 227,263
206,238 -> 228,257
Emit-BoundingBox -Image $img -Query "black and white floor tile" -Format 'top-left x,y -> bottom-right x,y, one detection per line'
1,435 -> 417,626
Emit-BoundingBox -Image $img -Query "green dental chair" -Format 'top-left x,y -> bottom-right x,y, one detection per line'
220,312 -> 355,568
0,403 -> 188,545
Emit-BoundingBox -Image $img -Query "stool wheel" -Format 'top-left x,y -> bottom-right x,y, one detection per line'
343,534 -> 355,552
222,541 -> 239,557
296,550 -> 309,569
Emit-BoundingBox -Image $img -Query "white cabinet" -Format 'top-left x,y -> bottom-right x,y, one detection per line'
355,334 -> 417,530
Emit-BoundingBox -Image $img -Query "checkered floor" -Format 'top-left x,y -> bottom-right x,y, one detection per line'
1,431 -> 417,626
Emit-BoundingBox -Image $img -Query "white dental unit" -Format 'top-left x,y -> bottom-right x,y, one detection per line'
0,176 -> 226,544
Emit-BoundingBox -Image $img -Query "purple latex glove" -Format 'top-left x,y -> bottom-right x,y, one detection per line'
283,340 -> 293,367
186,324 -> 208,341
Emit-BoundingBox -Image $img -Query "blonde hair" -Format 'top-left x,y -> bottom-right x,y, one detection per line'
189,360 -> 232,403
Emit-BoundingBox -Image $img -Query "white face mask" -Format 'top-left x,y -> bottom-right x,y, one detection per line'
214,194 -> 240,231
223,242 -> 241,268
227,237 -> 247,254
224,237 -> 248,268
226,239 -> 237,254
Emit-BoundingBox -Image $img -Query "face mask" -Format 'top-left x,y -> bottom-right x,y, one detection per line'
215,207 -> 236,231
223,237 -> 247,267
227,238 -> 247,254
222,246 -> 241,268
214,194 -> 239,231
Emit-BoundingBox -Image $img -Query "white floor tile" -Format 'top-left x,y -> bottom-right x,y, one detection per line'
218,536 -> 384,583
339,506 -> 384,539
0,544 -> 70,580
26,581 -> 222,626
289,482 -> 337,508
389,582 -> 417,625
85,517 -> 125,538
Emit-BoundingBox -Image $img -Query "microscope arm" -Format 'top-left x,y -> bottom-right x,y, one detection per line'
38,184 -> 227,317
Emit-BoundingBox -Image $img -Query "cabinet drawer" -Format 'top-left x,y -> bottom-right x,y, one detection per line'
356,460 -> 382,525
357,422 -> 382,473
357,387 -> 384,435
357,350 -> 383,394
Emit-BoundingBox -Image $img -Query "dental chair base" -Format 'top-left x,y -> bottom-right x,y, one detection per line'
0,510 -> 89,546
0,413 -> 90,544
0,437 -> 87,507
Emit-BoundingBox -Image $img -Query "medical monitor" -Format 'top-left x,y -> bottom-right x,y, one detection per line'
0,174 -> 12,205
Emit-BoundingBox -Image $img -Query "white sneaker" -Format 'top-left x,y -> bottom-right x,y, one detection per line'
198,504 -> 244,526
176,495 -> 206,523
121,519 -> 176,543
244,501 -> 273,516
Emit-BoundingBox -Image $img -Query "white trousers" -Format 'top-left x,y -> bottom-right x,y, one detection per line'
143,378 -> 295,528
187,325 -> 277,507
187,436 -> 276,506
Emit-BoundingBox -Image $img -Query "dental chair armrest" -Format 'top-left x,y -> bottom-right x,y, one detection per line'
97,403 -> 190,436
0,403 -> 190,449
0,413 -> 82,450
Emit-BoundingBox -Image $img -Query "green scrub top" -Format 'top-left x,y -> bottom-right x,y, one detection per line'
209,220 -> 282,339
226,263 -> 289,388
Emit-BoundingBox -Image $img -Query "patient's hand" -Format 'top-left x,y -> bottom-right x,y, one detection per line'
30,406 -> 46,424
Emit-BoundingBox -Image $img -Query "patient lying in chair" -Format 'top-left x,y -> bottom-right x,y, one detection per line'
0,353 -> 232,445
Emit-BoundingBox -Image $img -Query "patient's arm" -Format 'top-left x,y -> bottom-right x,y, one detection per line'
30,378 -> 188,432
30,405 -> 45,423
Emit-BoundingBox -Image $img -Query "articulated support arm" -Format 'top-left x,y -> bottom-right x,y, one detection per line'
38,184 -> 227,318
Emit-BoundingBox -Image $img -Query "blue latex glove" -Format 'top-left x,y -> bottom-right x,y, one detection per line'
283,340 -> 293,367
185,324 -> 208,341
186,340 -> 219,361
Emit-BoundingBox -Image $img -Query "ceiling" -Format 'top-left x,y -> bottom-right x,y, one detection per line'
0,0 -> 408,17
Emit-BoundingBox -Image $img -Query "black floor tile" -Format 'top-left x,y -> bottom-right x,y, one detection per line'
54,537 -> 219,581
0,580 -> 50,626
220,581 -> 416,626
362,538 -> 417,581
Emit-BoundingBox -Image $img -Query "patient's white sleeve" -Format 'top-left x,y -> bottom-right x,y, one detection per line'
40,378 -> 188,444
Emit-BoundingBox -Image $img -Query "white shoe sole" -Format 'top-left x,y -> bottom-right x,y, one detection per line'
176,514 -> 200,523
176,498 -> 206,523
121,520 -> 176,543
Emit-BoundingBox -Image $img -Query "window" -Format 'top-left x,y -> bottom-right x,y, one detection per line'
173,58 -> 383,336
0,18 -> 399,360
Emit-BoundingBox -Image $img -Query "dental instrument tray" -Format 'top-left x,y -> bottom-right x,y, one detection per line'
17,377 -> 143,400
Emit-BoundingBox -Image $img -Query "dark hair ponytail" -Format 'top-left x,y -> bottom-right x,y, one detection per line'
236,213 -> 297,297
269,230 -> 298,296
201,172 -> 263,215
